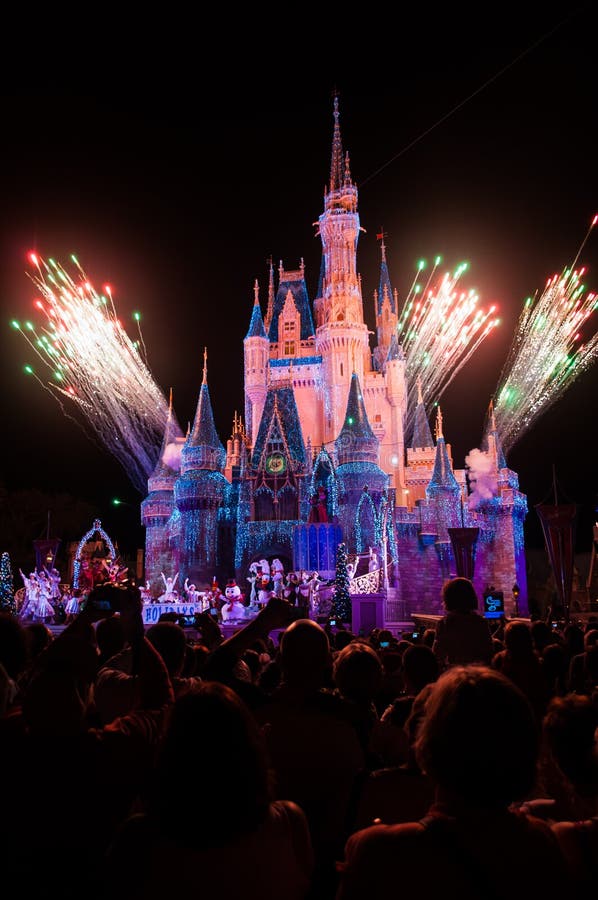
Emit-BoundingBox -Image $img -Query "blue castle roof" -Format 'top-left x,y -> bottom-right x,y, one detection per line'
427,438 -> 460,496
251,385 -> 306,469
245,296 -> 268,339
267,271 -> 315,342
182,354 -> 226,472
411,400 -> 434,450
335,373 -> 379,465
377,256 -> 396,315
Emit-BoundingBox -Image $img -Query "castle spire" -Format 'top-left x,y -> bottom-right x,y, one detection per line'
410,382 -> 434,450
435,406 -> 444,441
184,352 -> 225,470
264,257 -> 275,332
245,281 -> 268,339
427,407 -> 460,496
376,228 -> 396,316
485,398 -> 507,469
148,387 -> 184,485
330,94 -> 344,193
335,373 -> 379,465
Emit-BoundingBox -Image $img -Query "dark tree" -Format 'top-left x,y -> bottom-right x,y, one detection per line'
333,541 -> 352,623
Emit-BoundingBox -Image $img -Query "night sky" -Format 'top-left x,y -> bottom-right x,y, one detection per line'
1,8 -> 597,556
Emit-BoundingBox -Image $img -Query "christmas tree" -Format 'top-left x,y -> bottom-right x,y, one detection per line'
333,541 -> 352,623
0,551 -> 16,613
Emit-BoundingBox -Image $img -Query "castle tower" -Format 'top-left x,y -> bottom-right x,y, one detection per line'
404,379 -> 436,506
472,399 -> 529,614
244,279 -> 269,444
235,382 -> 308,574
335,372 -> 389,552
373,233 -> 399,371
314,96 -> 371,443
140,389 -> 184,595
424,407 -> 462,540
224,411 -> 247,483
174,349 -> 228,588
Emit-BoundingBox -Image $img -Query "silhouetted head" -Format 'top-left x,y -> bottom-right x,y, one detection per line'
415,665 -> 538,809
333,640 -> 383,703
0,613 -> 29,680
402,644 -> 439,695
504,620 -> 534,656
147,621 -> 188,676
151,682 -> 271,844
542,693 -> 598,793
279,619 -> 332,689
442,577 -> 478,613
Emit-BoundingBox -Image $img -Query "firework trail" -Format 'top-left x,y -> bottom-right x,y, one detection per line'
11,253 -> 182,494
492,226 -> 598,455
398,258 -> 500,439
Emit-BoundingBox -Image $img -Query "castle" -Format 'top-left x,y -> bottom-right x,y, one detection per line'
141,97 -> 529,623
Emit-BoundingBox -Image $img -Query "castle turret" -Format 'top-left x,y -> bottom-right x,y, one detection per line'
404,379 -> 436,506
314,96 -> 370,443
174,349 -> 228,588
424,407 -> 462,546
335,372 -> 389,552
244,279 -> 269,445
141,389 -> 184,595
373,233 -> 399,371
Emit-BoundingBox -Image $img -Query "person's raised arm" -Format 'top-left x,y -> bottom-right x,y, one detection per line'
203,595 -> 295,682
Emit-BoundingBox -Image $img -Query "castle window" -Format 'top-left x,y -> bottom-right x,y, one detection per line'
375,414 -> 381,422
340,363 -> 344,377
284,321 -> 295,334
283,340 -> 295,356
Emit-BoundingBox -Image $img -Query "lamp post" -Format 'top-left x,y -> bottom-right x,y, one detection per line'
512,583 -> 520,618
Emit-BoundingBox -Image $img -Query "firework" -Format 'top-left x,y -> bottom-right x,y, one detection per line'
11,253 -> 181,494
398,258 -> 500,439
493,255 -> 598,455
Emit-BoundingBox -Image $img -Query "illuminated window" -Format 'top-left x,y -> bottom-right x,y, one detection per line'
375,414 -> 381,422
340,363 -> 344,377
283,341 -> 295,356
283,321 -> 295,334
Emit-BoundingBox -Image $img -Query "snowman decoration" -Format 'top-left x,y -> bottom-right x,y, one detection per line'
221,579 -> 247,622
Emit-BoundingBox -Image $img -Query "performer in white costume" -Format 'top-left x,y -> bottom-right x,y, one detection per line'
159,571 -> 179,602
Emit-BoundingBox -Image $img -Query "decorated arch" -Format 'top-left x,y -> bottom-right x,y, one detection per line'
72,518 -> 117,590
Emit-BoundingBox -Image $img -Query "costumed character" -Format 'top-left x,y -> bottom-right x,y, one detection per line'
308,484 -> 329,523
347,557 -> 358,581
184,578 -> 203,611
271,559 -> 285,598
79,558 -> 95,594
19,569 -> 55,621
257,571 -> 272,609
221,579 -> 246,622
296,571 -> 312,615
139,581 -> 152,603
207,577 -> 223,619
159,571 -> 179,603
308,570 -> 325,616
368,547 -> 380,573
44,566 -> 62,601
283,572 -> 299,606
63,588 -> 80,623
247,562 -> 260,607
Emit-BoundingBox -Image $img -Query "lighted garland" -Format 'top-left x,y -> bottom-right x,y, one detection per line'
354,490 -> 380,553
309,447 -> 340,518
72,518 -> 116,589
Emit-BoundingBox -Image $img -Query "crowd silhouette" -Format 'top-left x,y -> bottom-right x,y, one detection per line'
0,575 -> 597,899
